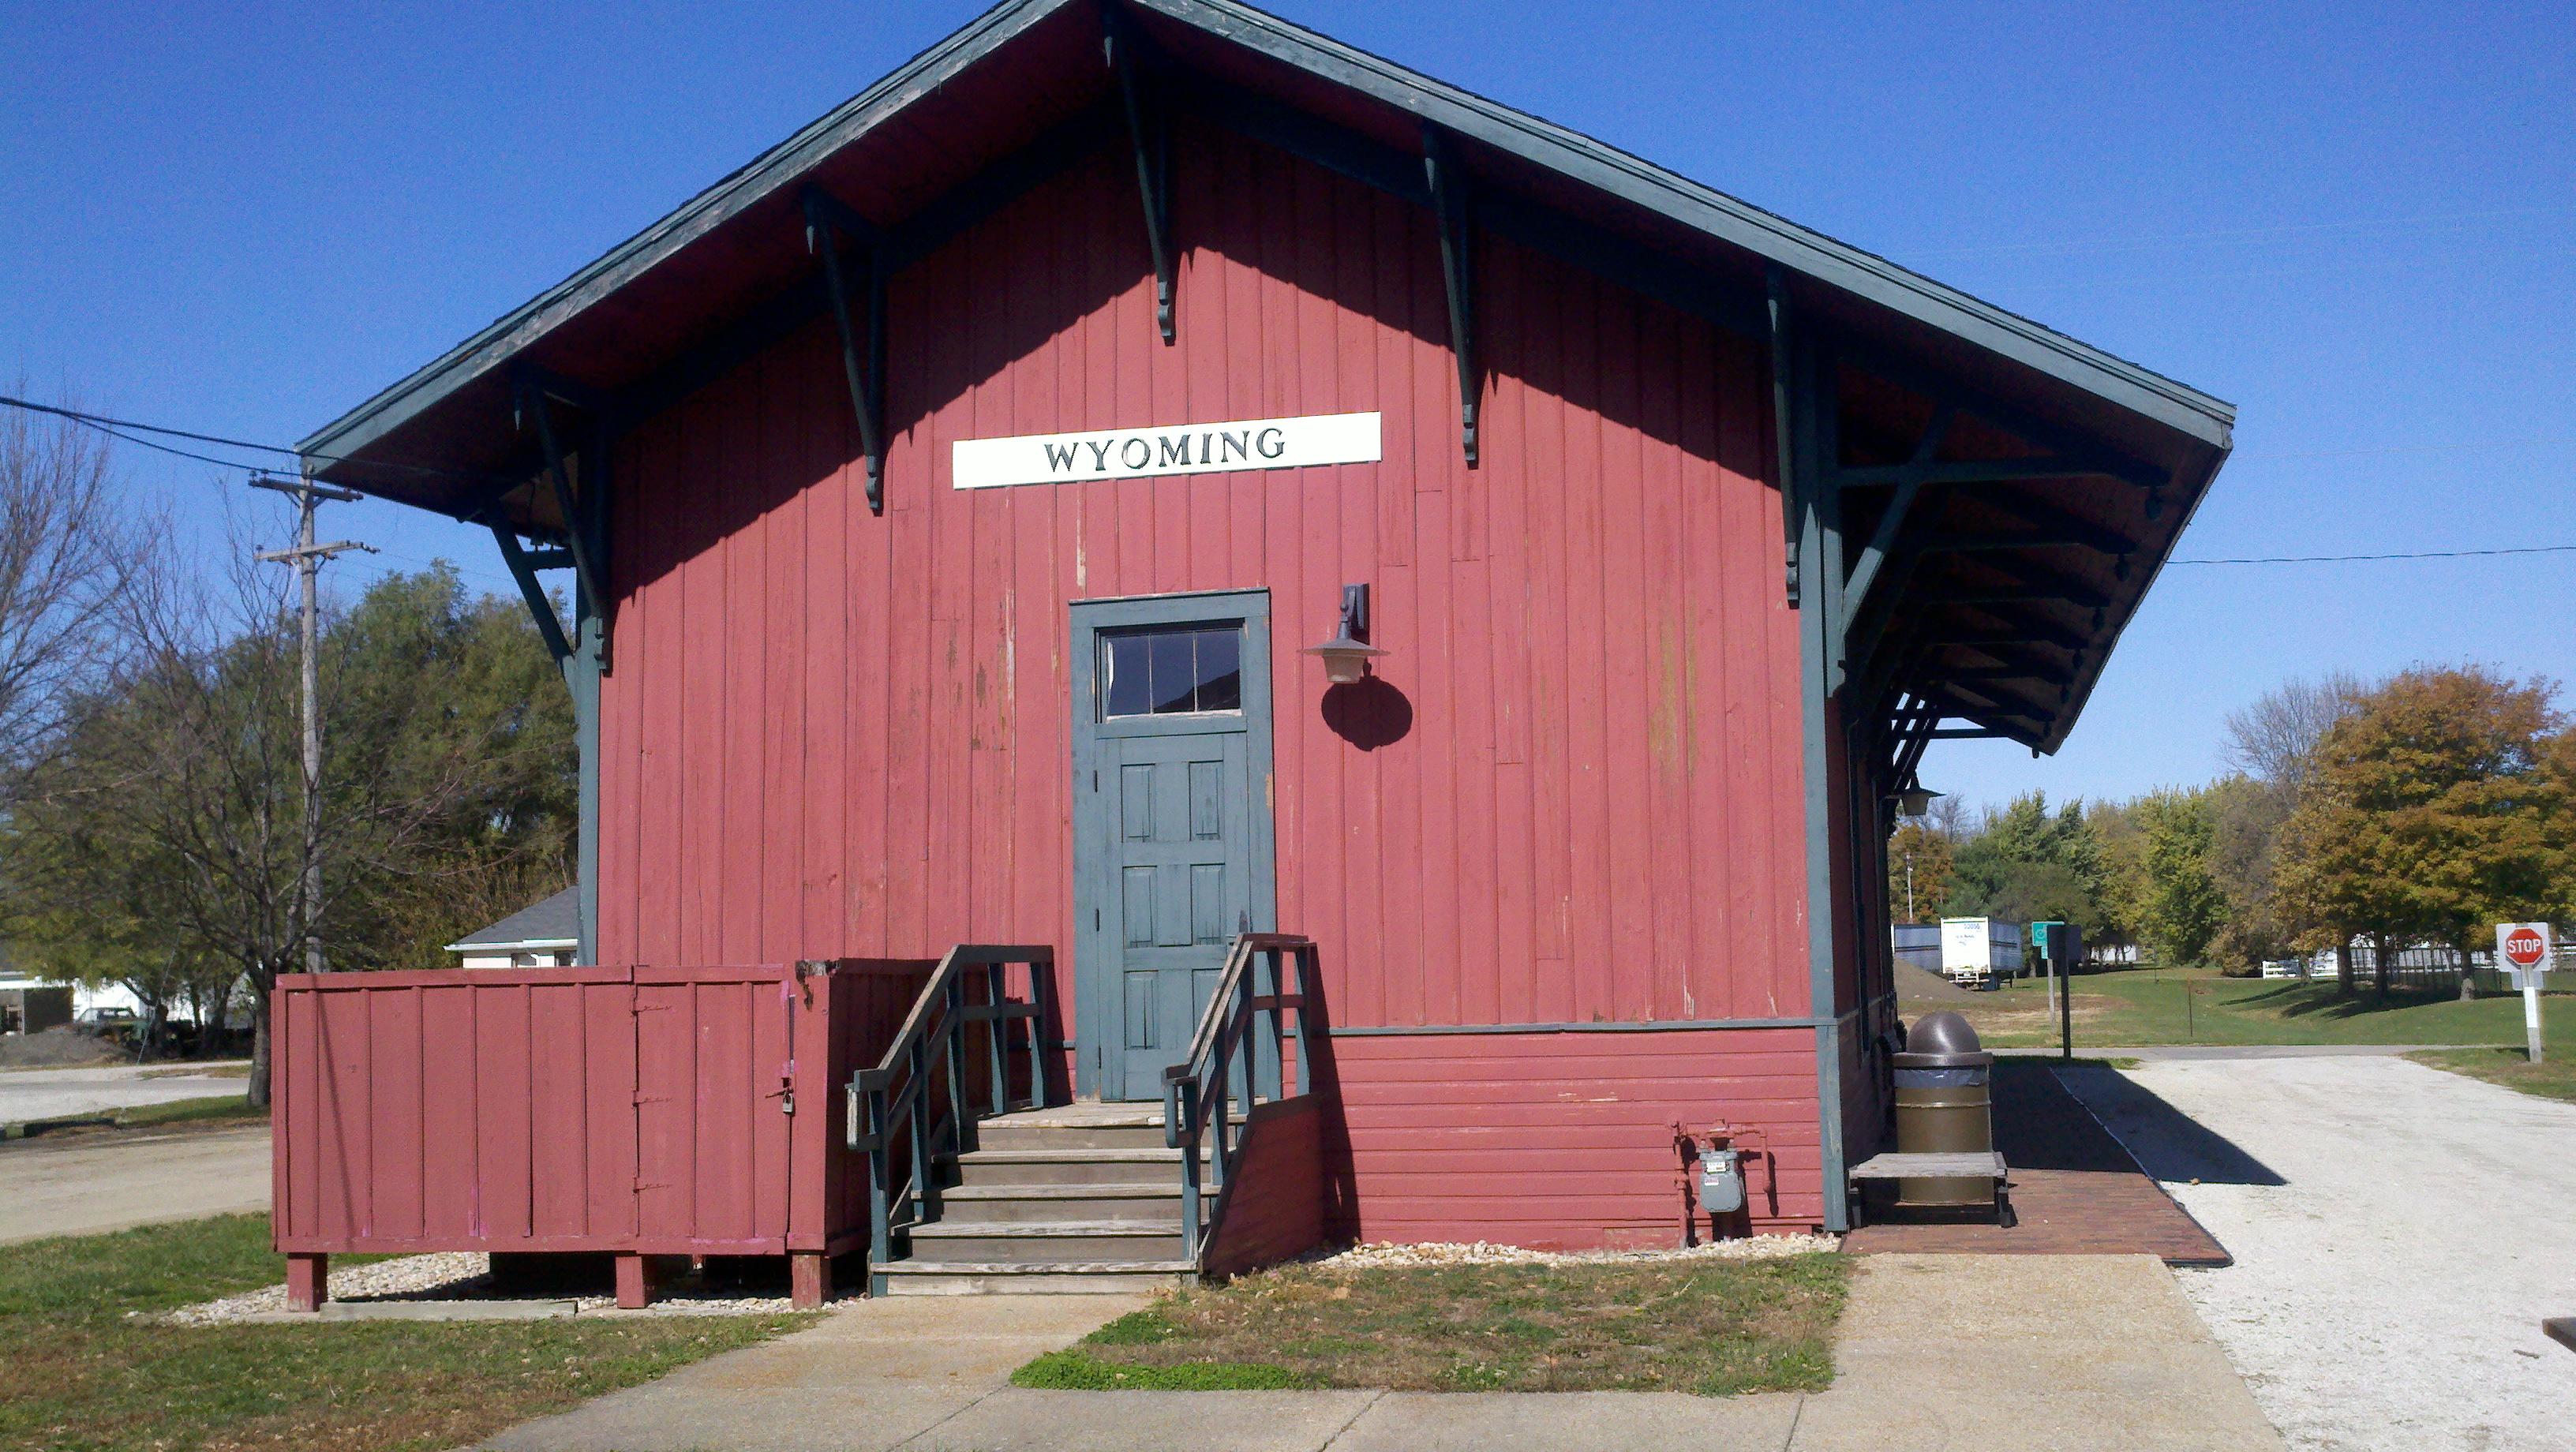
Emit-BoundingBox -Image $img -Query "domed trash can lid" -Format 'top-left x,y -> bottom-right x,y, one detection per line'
1894,1010 -> 1994,1068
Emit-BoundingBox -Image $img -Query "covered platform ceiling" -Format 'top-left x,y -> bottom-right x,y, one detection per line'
298,0 -> 2233,758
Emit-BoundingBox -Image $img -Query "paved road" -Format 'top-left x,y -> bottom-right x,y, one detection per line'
481,1254 -> 2278,1452
2061,1054 -> 2576,1451
0,1061 -> 250,1125
0,1126 -> 270,1244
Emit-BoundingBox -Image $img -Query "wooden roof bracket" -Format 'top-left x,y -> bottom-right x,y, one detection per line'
1425,125 -> 1481,469
510,363 -> 613,668
1106,7 -> 1175,345
802,186 -> 889,515
490,522 -> 575,669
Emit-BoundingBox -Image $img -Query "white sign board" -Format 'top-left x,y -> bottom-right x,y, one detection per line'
2496,922 -> 2554,989
953,411 -> 1382,490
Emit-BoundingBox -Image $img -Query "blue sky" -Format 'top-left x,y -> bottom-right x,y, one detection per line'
5,1 -> 2571,811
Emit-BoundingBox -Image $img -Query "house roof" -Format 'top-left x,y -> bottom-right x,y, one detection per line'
296,0 -> 2233,754
444,888 -> 580,953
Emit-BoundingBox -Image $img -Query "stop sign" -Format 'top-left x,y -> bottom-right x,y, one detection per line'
2505,926 -> 2548,970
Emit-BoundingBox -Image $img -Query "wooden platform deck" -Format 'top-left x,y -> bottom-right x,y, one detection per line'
1843,1060 -> 2230,1267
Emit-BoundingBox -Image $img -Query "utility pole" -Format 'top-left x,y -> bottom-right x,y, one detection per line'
253,474 -> 373,974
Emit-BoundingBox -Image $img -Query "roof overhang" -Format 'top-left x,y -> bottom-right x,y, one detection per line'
298,0 -> 2232,754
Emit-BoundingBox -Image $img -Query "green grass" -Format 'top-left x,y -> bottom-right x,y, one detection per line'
2406,1045 -> 2576,1104
1013,1349 -> 1320,1390
0,1214 -> 814,1452
114,1095 -> 264,1130
1016,1256 -> 1848,1396
1913,964 -> 2574,1052
3,1095 -> 264,1141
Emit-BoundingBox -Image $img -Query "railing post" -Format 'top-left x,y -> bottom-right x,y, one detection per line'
1175,1076 -> 1203,1254
908,1038 -> 935,1223
866,1085 -> 892,1295
943,974 -> 970,1154
986,960 -> 1009,1114
1254,946 -> 1284,1102
1210,1080 -> 1230,1193
1231,977 -> 1256,1122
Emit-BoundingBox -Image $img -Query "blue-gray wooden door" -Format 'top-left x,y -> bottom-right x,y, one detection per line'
1070,592 -> 1275,1102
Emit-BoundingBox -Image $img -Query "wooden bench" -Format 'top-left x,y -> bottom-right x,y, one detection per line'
1848,1151 -> 2015,1227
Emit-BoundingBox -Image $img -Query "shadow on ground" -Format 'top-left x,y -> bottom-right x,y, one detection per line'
2052,1065 -> 2286,1186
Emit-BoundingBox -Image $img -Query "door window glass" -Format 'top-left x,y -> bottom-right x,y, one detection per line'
1101,625 -> 1242,717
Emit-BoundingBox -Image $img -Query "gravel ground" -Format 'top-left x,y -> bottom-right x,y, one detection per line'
166,1252 -> 812,1324
0,1061 -> 249,1124
2058,1054 -> 2576,1452
1314,1233 -> 1840,1269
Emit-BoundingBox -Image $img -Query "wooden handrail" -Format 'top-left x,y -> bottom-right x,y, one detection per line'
1160,933 -> 1319,1263
844,943 -> 1053,1295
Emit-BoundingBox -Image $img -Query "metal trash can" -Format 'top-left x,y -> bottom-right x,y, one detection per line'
1893,1011 -> 1995,1207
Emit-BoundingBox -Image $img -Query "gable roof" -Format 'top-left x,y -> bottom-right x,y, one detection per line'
444,888 -> 580,953
297,0 -> 2233,752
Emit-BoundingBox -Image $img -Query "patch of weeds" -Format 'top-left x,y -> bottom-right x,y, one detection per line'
1019,1253 -> 1848,1396
1083,1307 -> 1178,1345
1012,1349 -> 1315,1390
2407,1046 -> 2576,1104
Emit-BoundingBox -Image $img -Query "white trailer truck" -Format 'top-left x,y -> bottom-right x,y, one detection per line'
1940,917 -> 2026,989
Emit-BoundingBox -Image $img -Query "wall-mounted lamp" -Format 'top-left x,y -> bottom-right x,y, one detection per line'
1303,583 -> 1387,685
1896,786 -> 1944,818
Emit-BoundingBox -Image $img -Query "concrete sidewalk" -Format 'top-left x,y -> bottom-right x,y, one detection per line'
482,1253 -> 2282,1452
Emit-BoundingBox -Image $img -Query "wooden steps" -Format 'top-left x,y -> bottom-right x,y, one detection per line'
878,1103 -> 1204,1296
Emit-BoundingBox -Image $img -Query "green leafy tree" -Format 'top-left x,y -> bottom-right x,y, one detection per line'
8,557 -> 574,1092
2205,773 -> 2295,972
2133,788 -> 2226,968
1944,791 -> 2112,937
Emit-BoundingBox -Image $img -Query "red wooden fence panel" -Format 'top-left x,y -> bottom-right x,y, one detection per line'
272,960 -> 932,1268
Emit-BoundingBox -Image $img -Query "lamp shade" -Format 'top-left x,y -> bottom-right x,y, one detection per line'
1305,582 -> 1387,683
1896,787 -> 1942,817
1304,631 -> 1387,685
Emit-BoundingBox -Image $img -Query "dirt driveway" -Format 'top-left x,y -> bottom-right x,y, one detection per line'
2060,1053 -> 2576,1451
0,1125 -> 270,1244
0,1061 -> 249,1125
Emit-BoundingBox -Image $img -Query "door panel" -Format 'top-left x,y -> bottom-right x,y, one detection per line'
1099,731 -> 1251,1098
1070,593 -> 1276,1102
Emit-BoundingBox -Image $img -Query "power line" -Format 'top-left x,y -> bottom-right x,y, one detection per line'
16,391 -> 2576,574
0,393 -> 503,484
2172,544 -> 2576,566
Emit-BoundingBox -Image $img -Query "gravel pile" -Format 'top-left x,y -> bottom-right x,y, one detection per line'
1315,1233 -> 1840,1270
162,1252 -> 814,1324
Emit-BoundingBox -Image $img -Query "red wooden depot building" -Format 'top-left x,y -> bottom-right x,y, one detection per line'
290,0 -> 2230,1295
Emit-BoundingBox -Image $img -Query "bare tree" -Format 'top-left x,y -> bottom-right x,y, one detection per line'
0,391 -> 139,792
25,503 -> 562,1099
2222,672 -> 2365,788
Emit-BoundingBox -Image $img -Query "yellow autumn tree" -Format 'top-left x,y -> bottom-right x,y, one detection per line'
2273,666 -> 2571,994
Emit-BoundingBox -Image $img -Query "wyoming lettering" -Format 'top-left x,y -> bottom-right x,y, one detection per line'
951,410 -> 1382,489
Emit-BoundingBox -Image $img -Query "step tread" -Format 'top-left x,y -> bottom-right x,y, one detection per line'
940,1183 -> 1204,1201
908,1220 -> 1186,1239
953,1147 -> 1198,1164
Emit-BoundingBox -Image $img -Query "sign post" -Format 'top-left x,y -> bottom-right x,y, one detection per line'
2495,922 -> 2553,1064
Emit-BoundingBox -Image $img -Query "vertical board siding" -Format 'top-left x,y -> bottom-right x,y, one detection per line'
600,124 -> 1808,1027
1331,1029 -> 1826,1244
593,125 -> 1826,1237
